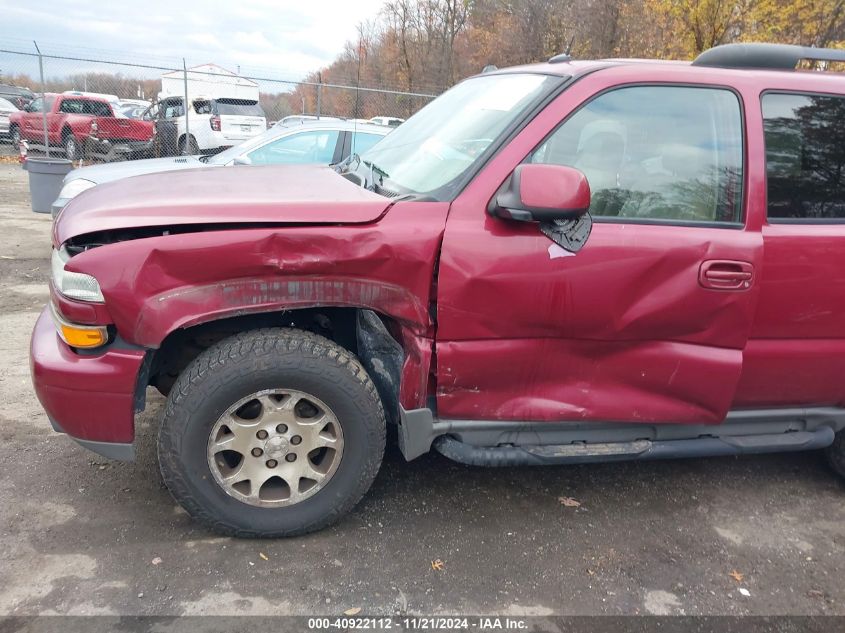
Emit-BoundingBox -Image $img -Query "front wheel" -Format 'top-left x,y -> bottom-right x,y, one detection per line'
10,125 -> 20,149
158,328 -> 386,537
178,134 -> 199,155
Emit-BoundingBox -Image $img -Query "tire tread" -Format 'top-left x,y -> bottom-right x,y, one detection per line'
158,327 -> 385,538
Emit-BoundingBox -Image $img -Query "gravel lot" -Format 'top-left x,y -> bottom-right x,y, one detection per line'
0,162 -> 843,617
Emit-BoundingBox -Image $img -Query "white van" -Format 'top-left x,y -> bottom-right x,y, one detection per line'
145,96 -> 267,155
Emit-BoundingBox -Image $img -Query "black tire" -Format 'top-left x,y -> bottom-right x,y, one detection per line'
825,430 -> 845,479
179,134 -> 199,155
9,125 -> 20,149
158,328 -> 386,537
63,131 -> 80,160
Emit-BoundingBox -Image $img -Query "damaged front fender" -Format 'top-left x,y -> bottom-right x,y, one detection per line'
64,201 -> 449,411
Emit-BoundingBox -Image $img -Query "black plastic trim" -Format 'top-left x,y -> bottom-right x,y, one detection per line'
593,217 -> 744,230
434,426 -> 834,467
72,437 -> 135,462
398,406 -> 845,461
693,43 -> 845,70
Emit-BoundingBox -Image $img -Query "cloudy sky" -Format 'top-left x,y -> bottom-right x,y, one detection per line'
0,0 -> 388,80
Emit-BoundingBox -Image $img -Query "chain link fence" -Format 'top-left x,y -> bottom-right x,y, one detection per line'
0,41 -> 439,163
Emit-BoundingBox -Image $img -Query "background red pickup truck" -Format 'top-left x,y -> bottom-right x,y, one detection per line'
9,93 -> 154,160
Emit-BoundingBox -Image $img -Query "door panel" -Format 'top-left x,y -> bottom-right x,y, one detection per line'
436,72 -> 763,424
437,219 -> 761,423
735,91 -> 845,407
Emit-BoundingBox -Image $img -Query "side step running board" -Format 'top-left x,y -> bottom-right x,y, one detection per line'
433,427 -> 835,467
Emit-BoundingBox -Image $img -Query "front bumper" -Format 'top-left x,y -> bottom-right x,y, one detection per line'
30,306 -> 146,460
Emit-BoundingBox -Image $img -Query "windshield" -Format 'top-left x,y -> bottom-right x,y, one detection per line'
356,73 -> 558,197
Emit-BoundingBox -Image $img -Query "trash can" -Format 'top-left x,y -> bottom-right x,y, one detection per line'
24,158 -> 73,214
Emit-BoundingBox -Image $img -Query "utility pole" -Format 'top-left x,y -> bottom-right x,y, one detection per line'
182,58 -> 190,155
33,41 -> 50,157
316,71 -> 322,119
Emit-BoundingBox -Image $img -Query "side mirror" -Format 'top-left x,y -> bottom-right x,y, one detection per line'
232,155 -> 252,166
489,164 -> 591,222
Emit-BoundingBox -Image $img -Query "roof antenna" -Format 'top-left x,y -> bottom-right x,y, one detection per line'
549,35 -> 576,64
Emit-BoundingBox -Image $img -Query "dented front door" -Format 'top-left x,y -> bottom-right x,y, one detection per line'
435,70 -> 763,425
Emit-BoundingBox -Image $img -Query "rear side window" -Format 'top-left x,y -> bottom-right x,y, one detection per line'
530,86 -> 744,224
163,100 -> 184,118
213,99 -> 265,117
59,99 -> 85,114
194,100 -> 211,114
60,99 -> 112,116
763,93 -> 845,221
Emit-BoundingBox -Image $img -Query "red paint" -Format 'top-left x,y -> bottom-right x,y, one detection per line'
30,308 -> 144,443
31,57 -> 845,449
54,165 -> 391,245
518,164 -> 590,213
9,93 -> 153,149
698,260 -> 754,291
50,282 -> 111,325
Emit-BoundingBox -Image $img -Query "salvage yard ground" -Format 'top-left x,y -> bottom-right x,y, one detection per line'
0,163 -> 843,616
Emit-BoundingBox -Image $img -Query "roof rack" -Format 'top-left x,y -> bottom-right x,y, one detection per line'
692,43 -> 845,70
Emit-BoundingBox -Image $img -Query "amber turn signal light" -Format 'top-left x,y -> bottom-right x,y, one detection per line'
50,303 -> 108,349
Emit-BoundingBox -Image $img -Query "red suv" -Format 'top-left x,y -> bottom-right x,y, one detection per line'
32,43 -> 845,537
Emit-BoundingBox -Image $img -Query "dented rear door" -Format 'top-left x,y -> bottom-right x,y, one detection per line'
436,68 -> 763,425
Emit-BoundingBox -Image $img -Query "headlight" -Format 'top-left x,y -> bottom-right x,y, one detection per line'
51,248 -> 104,302
58,178 -> 96,200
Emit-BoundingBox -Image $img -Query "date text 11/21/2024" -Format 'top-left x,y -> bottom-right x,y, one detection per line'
307,616 -> 528,630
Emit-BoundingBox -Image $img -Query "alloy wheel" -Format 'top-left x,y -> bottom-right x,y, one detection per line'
207,388 -> 344,507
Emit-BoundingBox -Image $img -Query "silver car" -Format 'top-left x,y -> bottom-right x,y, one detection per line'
52,120 -> 389,217
0,96 -> 19,138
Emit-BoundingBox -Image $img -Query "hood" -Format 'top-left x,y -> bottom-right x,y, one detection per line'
54,164 -> 391,244
65,155 -> 206,186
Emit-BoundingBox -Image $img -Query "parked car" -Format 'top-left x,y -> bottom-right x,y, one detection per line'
368,116 -> 404,127
0,96 -> 19,138
9,93 -> 155,160
275,115 -> 344,127
143,96 -> 267,155
0,84 -> 35,110
33,43 -> 845,537
51,121 -> 389,216
117,99 -> 152,120
118,104 -> 147,120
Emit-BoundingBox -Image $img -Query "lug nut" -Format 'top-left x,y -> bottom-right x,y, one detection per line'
276,424 -> 287,434
291,435 -> 302,445
256,430 -> 268,440
266,459 -> 278,468
251,448 -> 263,457
285,454 -> 297,462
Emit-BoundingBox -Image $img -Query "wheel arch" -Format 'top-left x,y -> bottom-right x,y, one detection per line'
146,306 -> 410,423
178,132 -> 197,149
